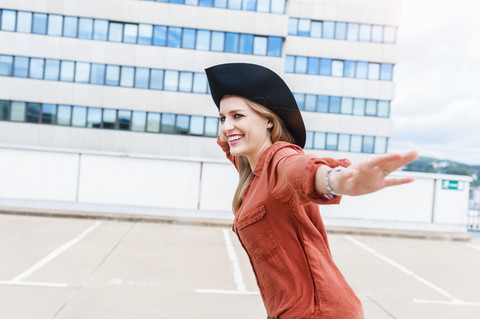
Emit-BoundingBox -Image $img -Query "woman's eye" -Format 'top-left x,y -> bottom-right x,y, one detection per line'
220,117 -> 225,123
234,114 -> 243,119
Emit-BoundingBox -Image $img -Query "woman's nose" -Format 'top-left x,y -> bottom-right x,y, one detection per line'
222,119 -> 234,131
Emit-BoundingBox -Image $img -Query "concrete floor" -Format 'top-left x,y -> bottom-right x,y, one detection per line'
0,213 -> 479,319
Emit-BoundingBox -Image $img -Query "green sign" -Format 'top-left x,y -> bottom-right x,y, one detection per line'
441,180 -> 464,191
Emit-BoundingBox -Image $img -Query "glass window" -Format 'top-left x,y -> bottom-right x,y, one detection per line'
329,97 -> 340,113
331,60 -> 344,77
285,55 -> 295,73
72,105 -> 87,127
225,32 -> 239,53
78,18 -> 93,39
355,61 -> 368,79
365,99 -> 377,116
17,11 -> 32,33
199,0 -> 213,6
44,59 -> 60,80
179,71 -> 193,92
134,67 -> 149,89
167,27 -> 182,48
267,36 -> 282,57
346,23 -> 359,41
146,112 -> 160,132
211,31 -> 225,51
253,36 -> 267,55
228,0 -> 242,9
380,63 -> 393,81
0,55 -> 13,76
344,60 -> 355,78
190,116 -> 204,136
353,98 -> 365,116
293,93 -> 304,110
304,131 -> 313,149
164,70 -> 179,91
313,132 -> 326,149
271,0 -> 285,13
297,19 -> 310,37
182,28 -> 196,49
103,109 -> 116,129
307,57 -> 319,75
257,0 -> 270,12
32,13 -> 47,34
1,10 -> 16,31
383,26 -> 396,44
132,111 -> 146,132
118,110 -> 131,130
193,73 -> 208,93
319,58 -> 331,76
214,0 -> 228,8
26,102 -> 40,123
323,21 -> 334,39
338,134 -> 350,152
0,100 -> 9,120
13,56 -> 29,78
90,63 -> 105,84
311,21 -> 322,38
138,24 -> 153,45
359,24 -> 371,42
29,58 -> 44,79
350,135 -> 362,152
87,107 -> 102,128
374,137 -> 387,154
105,65 -> 120,86
150,69 -> 164,90
153,25 -> 167,46
75,62 -> 90,83
47,14 -> 63,36
371,25 -> 383,43
362,136 -> 374,153
204,117 -> 218,137
326,133 -> 338,150
196,30 -> 211,51
57,104 -> 72,126
120,66 -> 134,87
176,115 -> 189,135
93,19 -> 108,41
340,97 -> 353,114
108,22 -> 123,42
335,22 -> 347,40
41,104 -> 56,124
317,95 -> 328,113
123,23 -> 138,43
304,94 -> 316,112
63,16 -> 78,37
185,0 -> 199,4
161,113 -> 175,133
288,18 -> 298,35
295,56 -> 307,74
368,63 -> 380,80
239,34 -> 253,54
10,101 -> 26,122
243,0 -> 257,11
377,100 -> 390,117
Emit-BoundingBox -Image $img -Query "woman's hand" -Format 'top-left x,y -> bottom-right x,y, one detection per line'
325,150 -> 419,196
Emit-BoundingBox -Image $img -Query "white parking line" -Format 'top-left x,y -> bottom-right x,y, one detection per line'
466,244 -> 480,251
0,221 -> 101,287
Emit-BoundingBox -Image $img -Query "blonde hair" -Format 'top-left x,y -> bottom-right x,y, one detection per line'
232,98 -> 295,213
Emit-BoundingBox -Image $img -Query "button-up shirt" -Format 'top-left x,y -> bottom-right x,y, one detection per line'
218,138 -> 364,319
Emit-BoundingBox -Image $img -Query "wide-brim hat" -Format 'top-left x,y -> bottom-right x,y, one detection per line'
205,63 -> 306,148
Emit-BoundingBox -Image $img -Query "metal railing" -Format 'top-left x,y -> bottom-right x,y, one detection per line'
468,202 -> 480,231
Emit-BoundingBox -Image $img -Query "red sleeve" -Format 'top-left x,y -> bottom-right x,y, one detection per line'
217,135 -> 238,169
266,143 -> 351,205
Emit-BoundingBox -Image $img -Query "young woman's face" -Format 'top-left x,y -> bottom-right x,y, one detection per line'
219,96 -> 273,164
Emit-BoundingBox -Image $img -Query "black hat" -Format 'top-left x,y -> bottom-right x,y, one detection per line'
205,63 -> 306,148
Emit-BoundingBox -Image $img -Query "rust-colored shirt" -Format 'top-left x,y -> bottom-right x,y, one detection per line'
218,138 -> 364,319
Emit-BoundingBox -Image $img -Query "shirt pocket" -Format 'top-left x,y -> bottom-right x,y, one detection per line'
236,203 -> 279,262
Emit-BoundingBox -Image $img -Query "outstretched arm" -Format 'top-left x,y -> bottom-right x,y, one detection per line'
315,151 -> 418,196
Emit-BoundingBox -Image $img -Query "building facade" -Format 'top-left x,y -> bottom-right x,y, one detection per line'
0,0 -> 400,162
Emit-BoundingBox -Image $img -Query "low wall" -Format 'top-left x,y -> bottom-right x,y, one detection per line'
0,144 -> 472,232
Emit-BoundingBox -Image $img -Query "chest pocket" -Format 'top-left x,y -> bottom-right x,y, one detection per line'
236,203 -> 279,263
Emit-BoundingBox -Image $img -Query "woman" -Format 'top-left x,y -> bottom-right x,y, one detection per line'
205,63 -> 417,319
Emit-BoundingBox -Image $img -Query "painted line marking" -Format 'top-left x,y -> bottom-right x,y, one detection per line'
0,280 -> 67,288
5,221 -> 101,287
414,299 -> 480,306
466,244 -> 480,251
195,288 -> 259,295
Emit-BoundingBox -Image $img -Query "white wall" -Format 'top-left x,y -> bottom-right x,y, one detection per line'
0,145 -> 472,232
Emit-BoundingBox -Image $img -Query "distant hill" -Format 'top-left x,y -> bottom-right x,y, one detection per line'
403,157 -> 480,186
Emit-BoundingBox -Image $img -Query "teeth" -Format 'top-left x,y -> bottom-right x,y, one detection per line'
229,136 -> 242,142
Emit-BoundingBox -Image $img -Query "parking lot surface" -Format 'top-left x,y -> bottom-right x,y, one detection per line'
0,213 -> 479,319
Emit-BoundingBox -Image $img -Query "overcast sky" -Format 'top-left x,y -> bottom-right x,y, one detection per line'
389,0 -> 480,165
